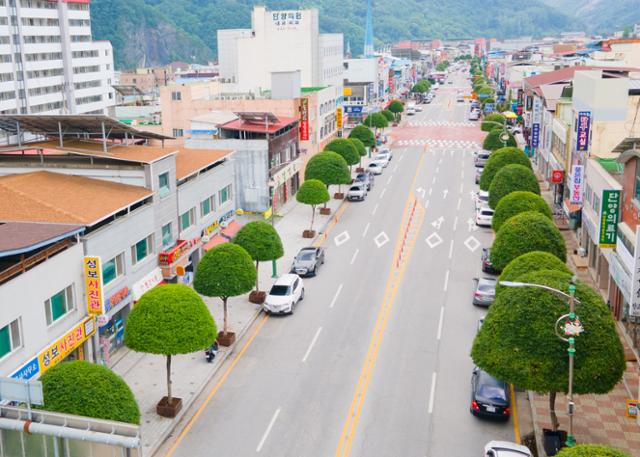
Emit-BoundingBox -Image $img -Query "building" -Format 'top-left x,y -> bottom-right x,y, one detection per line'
0,0 -> 115,115
117,66 -> 177,96
343,58 -> 381,125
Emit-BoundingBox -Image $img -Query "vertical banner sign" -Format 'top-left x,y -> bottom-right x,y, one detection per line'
299,98 -> 309,141
569,165 -> 584,204
576,111 -> 591,152
599,189 -> 620,248
83,256 -> 104,315
336,107 -> 343,129
531,96 -> 542,148
631,227 -> 640,317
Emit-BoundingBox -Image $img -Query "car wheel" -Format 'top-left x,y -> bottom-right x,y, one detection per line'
290,302 -> 295,314
300,288 -> 305,301
312,267 -> 317,276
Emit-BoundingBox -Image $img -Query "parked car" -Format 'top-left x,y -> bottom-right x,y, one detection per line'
469,110 -> 480,121
474,151 -> 491,167
484,441 -> 532,457
368,161 -> 384,175
375,152 -> 391,166
471,368 -> 511,419
481,248 -> 499,275
472,277 -> 497,307
475,167 -> 483,185
416,105 -> 423,112
476,206 -> 494,227
377,148 -> 393,159
355,172 -> 374,190
347,183 -> 368,201
263,274 -> 305,315
474,190 -> 489,210
290,247 -> 325,277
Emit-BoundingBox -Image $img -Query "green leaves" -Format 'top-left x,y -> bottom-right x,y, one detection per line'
325,139 -> 360,166
296,179 -> 330,206
492,191 -> 551,232
40,361 -> 140,424
483,128 -> 517,150
125,284 -> 218,355
388,100 -> 404,114
496,251 -> 571,295
304,151 -> 351,186
194,244 -> 256,300
556,445 -> 631,457
348,125 -> 375,148
349,138 -> 366,157
480,113 -> 506,132
488,163 -> 540,209
363,112 -> 389,129
234,221 -> 284,262
479,147 -> 530,191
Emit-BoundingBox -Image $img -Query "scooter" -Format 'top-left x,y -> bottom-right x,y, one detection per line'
205,342 -> 219,363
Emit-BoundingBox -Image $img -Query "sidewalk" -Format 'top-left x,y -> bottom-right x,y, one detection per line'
111,143 -> 389,457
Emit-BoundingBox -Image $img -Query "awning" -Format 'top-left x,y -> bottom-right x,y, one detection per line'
203,234 -> 227,251
221,220 -> 242,240
563,199 -> 582,214
502,111 -> 517,119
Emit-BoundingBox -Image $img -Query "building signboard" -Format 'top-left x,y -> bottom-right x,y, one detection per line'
104,286 -> 131,313
83,256 -> 104,315
271,10 -> 302,29
551,170 -> 564,184
336,107 -> 343,129
299,98 -> 309,141
38,317 -> 96,376
132,268 -> 164,300
576,111 -> 591,152
569,165 -> 584,205
158,237 -> 201,266
610,251 -> 632,304
630,227 -> 640,317
531,96 -> 542,148
9,357 -> 40,380
531,124 -> 540,148
599,190 -> 620,248
344,106 -> 363,114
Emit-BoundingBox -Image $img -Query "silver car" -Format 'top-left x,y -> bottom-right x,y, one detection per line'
290,247 -> 325,277
473,277 -> 497,307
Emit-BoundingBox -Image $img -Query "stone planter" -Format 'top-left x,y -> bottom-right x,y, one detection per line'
156,396 -> 182,418
249,290 -> 266,304
319,207 -> 331,215
356,167 -> 365,173
217,331 -> 236,347
302,229 -> 316,238
334,192 -> 345,200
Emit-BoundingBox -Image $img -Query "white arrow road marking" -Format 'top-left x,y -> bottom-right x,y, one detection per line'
334,230 -> 350,246
425,232 -> 444,248
442,189 -> 449,199
467,218 -> 479,232
416,187 -> 426,198
431,216 -> 444,230
464,236 -> 481,252
374,231 -> 390,248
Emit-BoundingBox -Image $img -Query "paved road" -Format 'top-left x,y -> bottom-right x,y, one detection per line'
160,71 -> 515,457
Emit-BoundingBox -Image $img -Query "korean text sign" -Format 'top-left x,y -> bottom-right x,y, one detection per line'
631,227 -> 640,317
83,256 -> 104,315
569,165 -> 584,205
299,98 -> 309,141
599,190 -> 620,248
576,111 -> 591,152
38,317 -> 96,375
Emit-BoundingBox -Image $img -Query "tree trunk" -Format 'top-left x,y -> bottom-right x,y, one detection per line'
310,205 -> 316,230
255,260 -> 260,291
166,354 -> 172,403
222,297 -> 229,335
549,391 -> 560,431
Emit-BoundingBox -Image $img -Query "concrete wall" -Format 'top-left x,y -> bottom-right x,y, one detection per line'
217,29 -> 252,81
344,58 -> 377,84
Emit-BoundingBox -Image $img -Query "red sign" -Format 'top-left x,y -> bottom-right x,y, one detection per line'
551,170 -> 564,184
158,237 -> 200,266
299,98 -> 309,141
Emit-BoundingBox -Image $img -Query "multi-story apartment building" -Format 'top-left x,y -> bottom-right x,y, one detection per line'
0,0 -> 115,115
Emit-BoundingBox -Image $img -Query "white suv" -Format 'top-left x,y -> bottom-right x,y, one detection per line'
263,274 -> 305,315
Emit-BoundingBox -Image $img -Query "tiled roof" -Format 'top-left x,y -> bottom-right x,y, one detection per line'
523,65 -> 640,90
220,116 -> 298,134
175,148 -> 233,180
0,171 -> 152,225
0,222 -> 83,256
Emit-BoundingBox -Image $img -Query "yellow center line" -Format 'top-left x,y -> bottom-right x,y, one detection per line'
510,383 -> 521,444
334,150 -> 427,457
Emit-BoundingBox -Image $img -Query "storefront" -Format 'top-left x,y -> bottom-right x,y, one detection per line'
97,285 -> 133,364
271,160 -> 300,212
159,236 -> 202,284
608,250 -> 632,321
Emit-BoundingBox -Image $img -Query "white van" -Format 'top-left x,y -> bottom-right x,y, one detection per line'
406,101 -> 416,115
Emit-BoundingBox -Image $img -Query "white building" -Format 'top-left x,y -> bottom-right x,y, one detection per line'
0,0 -> 115,115
217,6 -> 343,97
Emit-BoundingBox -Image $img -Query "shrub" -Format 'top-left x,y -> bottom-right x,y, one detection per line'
492,191 -> 551,232
556,445 -> 631,457
381,109 -> 394,122
325,139 -> 360,167
488,164 -> 540,209
296,179 -> 330,231
388,100 -> 404,114
479,147 -> 530,191
483,128 -> 517,150
40,361 -> 140,424
496,251 -> 571,295
234,221 -> 283,292
349,138 -> 366,157
491,211 -> 566,271
348,125 -> 375,148
481,113 -> 506,132
363,112 -> 389,129
304,151 -> 351,187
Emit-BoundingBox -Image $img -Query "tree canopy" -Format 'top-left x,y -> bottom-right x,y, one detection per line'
234,221 -> 283,262
325,139 -> 360,166
488,163 -> 540,209
388,100 -> 404,114
492,191 -> 551,232
348,125 -> 375,148
349,137 -> 366,157
40,361 -> 140,424
496,251 -> 571,295
481,113 -> 506,132
381,109 -> 395,122
556,445 -> 631,457
491,211 -> 566,271
483,128 -> 517,150
194,244 -> 256,301
363,112 -> 389,129
297,179 -> 330,232
479,147 -> 530,191
304,151 -> 351,187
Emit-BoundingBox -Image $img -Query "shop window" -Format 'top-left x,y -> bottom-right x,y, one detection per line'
171,91 -> 182,101
219,185 -> 232,205
0,319 -> 21,359
132,234 -> 154,265
635,161 -> 640,202
161,223 -> 173,247
45,286 -> 74,325
158,172 -> 170,198
201,195 -> 215,217
102,253 -> 124,285
179,208 -> 195,232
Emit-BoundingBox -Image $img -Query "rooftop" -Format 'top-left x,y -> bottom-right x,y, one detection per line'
175,148 -> 233,180
523,65 -> 640,90
0,222 -> 83,257
221,114 -> 298,134
0,171 -> 153,226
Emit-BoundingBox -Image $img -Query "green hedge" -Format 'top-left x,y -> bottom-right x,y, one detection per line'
325,139 -> 360,166
348,125 -> 375,148
488,164 -> 540,209
556,445 -> 631,457
483,128 -> 517,150
304,151 -> 351,186
481,113 -> 506,132
492,191 -> 551,232
479,147 -> 530,191
496,251 -> 571,295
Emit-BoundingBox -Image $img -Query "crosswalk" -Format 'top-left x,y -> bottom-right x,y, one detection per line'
396,139 -> 481,149
408,121 -> 476,127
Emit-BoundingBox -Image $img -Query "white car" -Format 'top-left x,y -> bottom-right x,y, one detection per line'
475,190 -> 489,210
469,110 -> 480,121
484,441 -> 532,457
476,206 -> 494,227
368,161 -> 384,175
374,153 -> 390,167
347,183 -> 367,201
415,105 -> 423,112
263,274 -> 305,315
377,147 -> 393,159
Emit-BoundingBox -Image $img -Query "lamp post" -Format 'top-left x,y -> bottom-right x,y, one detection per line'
268,177 -> 278,278
500,276 -> 582,448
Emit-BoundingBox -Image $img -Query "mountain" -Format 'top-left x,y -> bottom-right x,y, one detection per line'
92,0 -> 576,69
539,0 -> 640,33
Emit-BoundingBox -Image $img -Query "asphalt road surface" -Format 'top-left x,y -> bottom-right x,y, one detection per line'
160,71 -> 515,457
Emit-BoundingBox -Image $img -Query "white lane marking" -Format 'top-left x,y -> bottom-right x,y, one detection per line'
432,176 -> 436,184
374,231 -> 390,248
464,236 -> 481,252
362,222 -> 370,237
302,327 -> 322,363
334,231 -> 350,247
424,200 -> 430,209
256,407 -> 281,452
459,182 -> 463,193
380,188 -> 387,199
443,269 -> 450,292
372,203 -> 379,215
448,240 -> 454,259
329,284 -> 343,308
461,169 -> 464,179
436,306 -> 445,340
428,188 -> 433,196
387,175 -> 393,185
435,167 -> 440,174
428,372 -> 437,414
426,232 -> 443,248
453,216 -> 458,231
350,248 -> 360,265
457,197 -> 462,210
438,157 -> 442,165
398,155 -> 403,162
393,164 -> 398,172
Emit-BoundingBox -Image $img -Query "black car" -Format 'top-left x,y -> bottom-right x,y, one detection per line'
355,172 -> 375,191
290,247 -> 325,277
470,367 -> 510,419
481,248 -> 499,275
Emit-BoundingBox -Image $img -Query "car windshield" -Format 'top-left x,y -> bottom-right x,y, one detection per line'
350,186 -> 362,191
297,252 -> 315,261
478,384 -> 507,401
270,285 -> 291,296
478,282 -> 495,292
356,174 -> 366,180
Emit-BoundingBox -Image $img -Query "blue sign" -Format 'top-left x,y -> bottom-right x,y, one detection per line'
511,101 -> 518,111
531,123 -> 540,148
10,357 -> 40,380
344,106 -> 363,114
484,103 -> 494,113
478,92 -> 490,100
576,111 -> 591,152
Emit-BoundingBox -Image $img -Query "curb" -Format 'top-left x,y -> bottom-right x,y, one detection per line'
527,390 -> 546,457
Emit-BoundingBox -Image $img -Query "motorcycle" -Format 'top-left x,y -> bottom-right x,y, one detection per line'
205,342 -> 219,363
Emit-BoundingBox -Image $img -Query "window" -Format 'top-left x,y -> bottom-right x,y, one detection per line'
158,172 -> 170,198
75,95 -> 102,105
179,208 -> 195,232
131,234 -> 154,265
0,319 -> 21,359
219,185 -> 232,205
45,286 -> 74,325
102,253 -> 124,285
201,195 -> 215,217
161,223 -> 173,247
171,91 -> 182,101
172,128 -> 184,138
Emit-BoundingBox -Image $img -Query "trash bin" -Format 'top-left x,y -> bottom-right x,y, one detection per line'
542,429 -> 567,456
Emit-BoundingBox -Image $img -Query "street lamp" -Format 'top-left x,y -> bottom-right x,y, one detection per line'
268,177 -> 278,278
481,119 -> 510,148
500,276 -> 582,448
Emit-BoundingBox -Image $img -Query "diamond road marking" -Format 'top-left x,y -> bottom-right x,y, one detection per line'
374,231 -> 390,248
426,232 -> 444,248
464,236 -> 481,252
334,230 -> 350,247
